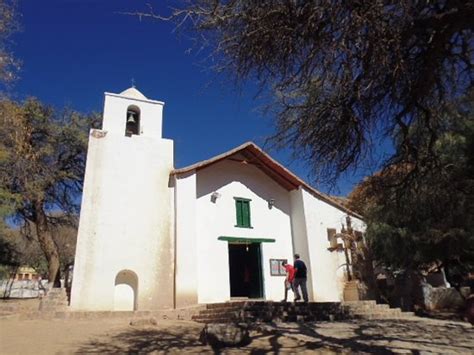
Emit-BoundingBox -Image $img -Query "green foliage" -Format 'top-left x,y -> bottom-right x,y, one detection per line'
0,221 -> 76,276
0,97 -> 97,281
0,98 -> 96,220
350,95 -> 474,272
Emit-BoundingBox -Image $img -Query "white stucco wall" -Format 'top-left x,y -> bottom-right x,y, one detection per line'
102,93 -> 164,138
289,188 -> 314,300
71,92 -> 174,311
194,159 -> 295,303
299,188 -> 365,302
174,172 -> 198,307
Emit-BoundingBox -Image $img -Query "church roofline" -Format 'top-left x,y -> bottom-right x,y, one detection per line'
104,92 -> 165,105
171,142 -> 363,220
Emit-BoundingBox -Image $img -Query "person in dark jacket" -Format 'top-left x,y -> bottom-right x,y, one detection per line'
293,254 -> 308,302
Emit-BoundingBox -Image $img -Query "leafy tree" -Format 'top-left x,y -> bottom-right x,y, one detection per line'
135,0 -> 473,184
0,222 -> 77,278
0,0 -> 19,85
348,93 -> 474,276
0,183 -> 19,267
0,98 -> 96,287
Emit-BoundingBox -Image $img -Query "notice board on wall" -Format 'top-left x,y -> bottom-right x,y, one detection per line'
269,259 -> 287,276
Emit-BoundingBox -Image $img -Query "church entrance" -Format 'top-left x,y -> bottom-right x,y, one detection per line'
228,243 -> 263,298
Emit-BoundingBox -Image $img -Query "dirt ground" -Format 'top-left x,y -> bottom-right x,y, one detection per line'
1,316 -> 473,354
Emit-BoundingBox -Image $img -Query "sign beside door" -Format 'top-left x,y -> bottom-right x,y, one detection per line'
269,259 -> 287,276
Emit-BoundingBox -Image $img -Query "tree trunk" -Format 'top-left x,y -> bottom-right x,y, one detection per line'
3,265 -> 18,299
33,200 -> 61,288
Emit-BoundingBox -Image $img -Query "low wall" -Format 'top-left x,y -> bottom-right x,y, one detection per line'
0,279 -> 48,298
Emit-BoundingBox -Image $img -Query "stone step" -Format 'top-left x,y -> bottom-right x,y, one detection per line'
45,295 -> 67,299
336,301 -> 416,320
348,307 -> 400,313
193,301 -> 347,324
341,300 -> 377,306
39,287 -> 70,312
0,305 -> 18,312
351,309 -> 402,315
46,290 -> 67,296
199,306 -> 339,315
1,306 -> 205,321
197,310 -> 240,318
351,310 -> 401,317
206,302 -> 246,310
349,308 -> 401,315
344,306 -> 375,310
192,313 -> 334,324
41,294 -> 67,299
0,311 -> 15,316
357,313 -> 414,320
192,301 -> 417,324
42,299 -> 69,304
193,316 -> 235,323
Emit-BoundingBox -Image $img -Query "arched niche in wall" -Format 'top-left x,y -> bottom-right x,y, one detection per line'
114,269 -> 138,311
125,105 -> 140,137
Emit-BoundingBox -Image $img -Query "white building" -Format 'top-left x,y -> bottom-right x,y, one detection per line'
70,87 -> 364,311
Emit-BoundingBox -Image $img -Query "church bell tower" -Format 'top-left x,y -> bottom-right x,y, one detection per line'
70,87 -> 175,311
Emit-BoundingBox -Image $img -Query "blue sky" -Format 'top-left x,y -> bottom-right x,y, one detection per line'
10,0 -> 382,195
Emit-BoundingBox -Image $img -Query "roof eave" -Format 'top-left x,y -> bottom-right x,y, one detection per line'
171,142 -> 364,220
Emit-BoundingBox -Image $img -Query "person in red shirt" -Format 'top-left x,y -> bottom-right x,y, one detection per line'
281,260 -> 296,302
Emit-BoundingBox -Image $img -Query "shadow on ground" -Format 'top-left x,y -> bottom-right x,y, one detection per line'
76,319 -> 473,354
76,325 -> 209,353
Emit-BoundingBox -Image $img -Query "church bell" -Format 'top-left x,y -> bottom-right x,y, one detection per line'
127,111 -> 136,124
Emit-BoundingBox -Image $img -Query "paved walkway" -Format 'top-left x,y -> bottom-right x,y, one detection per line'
0,316 -> 472,354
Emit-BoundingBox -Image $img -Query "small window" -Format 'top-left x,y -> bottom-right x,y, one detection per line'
235,197 -> 252,228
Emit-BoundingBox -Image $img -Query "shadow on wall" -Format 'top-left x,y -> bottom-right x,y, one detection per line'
114,270 -> 138,311
75,318 -> 474,354
196,159 -> 291,216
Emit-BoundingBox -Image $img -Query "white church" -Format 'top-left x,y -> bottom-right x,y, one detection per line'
70,87 -> 365,311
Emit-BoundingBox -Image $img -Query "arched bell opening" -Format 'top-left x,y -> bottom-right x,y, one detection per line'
114,269 -> 138,311
125,105 -> 140,137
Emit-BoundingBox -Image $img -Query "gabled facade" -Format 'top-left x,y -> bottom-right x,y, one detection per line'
71,88 -> 364,311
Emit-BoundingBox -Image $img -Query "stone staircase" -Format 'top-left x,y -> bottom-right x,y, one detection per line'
342,300 -> 415,320
192,301 -> 346,323
1,298 -> 415,322
192,300 -> 416,324
39,287 -> 69,312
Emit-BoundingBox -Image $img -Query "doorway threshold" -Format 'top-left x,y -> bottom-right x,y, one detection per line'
230,297 -> 266,301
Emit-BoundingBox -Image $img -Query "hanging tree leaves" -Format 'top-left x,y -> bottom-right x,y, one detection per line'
134,0 -> 474,184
